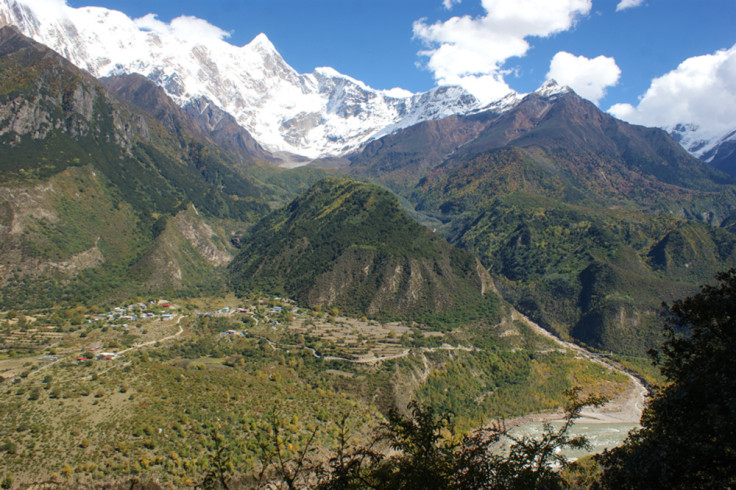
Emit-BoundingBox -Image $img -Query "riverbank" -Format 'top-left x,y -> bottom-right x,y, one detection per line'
504,310 -> 649,428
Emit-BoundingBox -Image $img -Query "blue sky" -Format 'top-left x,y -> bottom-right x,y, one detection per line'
66,0 -> 736,137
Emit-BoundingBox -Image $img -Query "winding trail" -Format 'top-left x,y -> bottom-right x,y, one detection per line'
17,315 -> 185,380
244,307 -> 648,423
117,315 -> 185,356
20,307 -> 647,426
27,356 -> 62,377
242,331 -> 409,363
241,330 -> 477,365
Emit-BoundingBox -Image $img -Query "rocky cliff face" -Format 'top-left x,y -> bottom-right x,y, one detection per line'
173,206 -> 233,268
0,25 -> 148,149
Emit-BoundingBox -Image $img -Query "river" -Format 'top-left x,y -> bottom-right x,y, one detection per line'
506,420 -> 640,459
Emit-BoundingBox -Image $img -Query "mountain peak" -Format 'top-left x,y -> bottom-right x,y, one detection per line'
313,66 -> 343,78
229,178 -> 497,320
246,32 -> 277,53
313,65 -> 374,91
535,79 -> 572,98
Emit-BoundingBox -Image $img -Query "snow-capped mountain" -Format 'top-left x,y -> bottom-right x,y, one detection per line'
669,123 -> 736,176
694,129 -> 736,176
670,123 -> 734,161
0,0 -> 490,159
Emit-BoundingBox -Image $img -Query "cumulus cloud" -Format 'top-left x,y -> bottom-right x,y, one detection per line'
384,87 -> 414,98
414,0 -> 592,103
616,0 -> 645,11
609,44 -> 736,140
18,0 -> 231,44
443,73 -> 515,103
546,51 -> 620,104
134,13 -> 231,43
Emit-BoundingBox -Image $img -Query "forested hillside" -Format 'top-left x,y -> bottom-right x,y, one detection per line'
229,178 -> 498,327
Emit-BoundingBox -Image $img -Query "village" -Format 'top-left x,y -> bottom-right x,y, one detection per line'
0,299 -> 177,362
0,294 -> 450,382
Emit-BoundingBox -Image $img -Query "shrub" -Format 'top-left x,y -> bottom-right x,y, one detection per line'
0,442 -> 17,454
1,475 -> 13,489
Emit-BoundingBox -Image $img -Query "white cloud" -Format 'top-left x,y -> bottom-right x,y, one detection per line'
616,0 -> 645,12
134,14 -> 231,43
414,0 -> 592,103
443,0 -> 463,9
134,13 -> 169,33
546,51 -> 620,104
383,87 -> 414,98
18,0 -> 231,44
442,73 -> 515,103
608,44 -> 736,141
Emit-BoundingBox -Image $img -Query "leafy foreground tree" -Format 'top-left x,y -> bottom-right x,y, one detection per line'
202,430 -> 233,490
599,269 -> 736,488
317,389 -> 603,490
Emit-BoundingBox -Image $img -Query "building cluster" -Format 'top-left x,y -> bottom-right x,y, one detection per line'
92,300 -> 176,326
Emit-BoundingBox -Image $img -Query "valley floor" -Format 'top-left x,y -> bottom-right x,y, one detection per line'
0,296 -> 638,486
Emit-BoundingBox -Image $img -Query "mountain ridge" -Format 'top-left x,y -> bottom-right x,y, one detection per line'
698,129 -> 736,176
343,85 -> 736,354
2,3 -> 735,359
0,0 -> 729,172
99,73 -> 274,165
